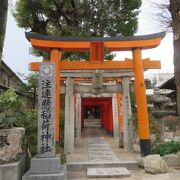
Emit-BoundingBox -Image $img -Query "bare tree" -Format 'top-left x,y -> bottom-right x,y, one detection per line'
149,0 -> 171,31
152,0 -> 180,121
169,0 -> 180,122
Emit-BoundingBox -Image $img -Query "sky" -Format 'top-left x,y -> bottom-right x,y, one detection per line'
3,0 -> 174,78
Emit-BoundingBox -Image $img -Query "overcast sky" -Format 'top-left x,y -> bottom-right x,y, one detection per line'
3,0 -> 174,77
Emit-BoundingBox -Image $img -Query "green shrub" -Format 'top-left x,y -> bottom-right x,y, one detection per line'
152,141 -> 180,156
0,89 -> 66,161
0,89 -> 22,128
0,89 -> 22,113
56,144 -> 66,164
16,110 -> 38,156
59,111 -> 65,147
17,110 -> 66,160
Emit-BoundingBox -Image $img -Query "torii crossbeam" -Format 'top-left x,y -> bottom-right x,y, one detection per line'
26,32 -> 165,156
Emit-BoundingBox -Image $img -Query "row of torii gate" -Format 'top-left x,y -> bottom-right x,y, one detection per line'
26,32 -> 165,156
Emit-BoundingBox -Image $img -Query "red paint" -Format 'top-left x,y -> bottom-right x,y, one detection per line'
81,97 -> 113,133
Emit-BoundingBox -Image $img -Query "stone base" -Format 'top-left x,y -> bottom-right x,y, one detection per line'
0,153 -> 28,180
23,155 -> 67,180
23,165 -> 67,180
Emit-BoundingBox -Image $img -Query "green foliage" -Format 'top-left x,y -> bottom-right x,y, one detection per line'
152,141 -> 180,156
58,110 -> 67,163
16,110 -> 66,158
56,144 -> 66,164
14,0 -> 141,59
16,110 -> 38,156
0,89 -> 22,128
59,110 -> 65,147
2,116 -> 18,128
25,73 -> 39,89
131,113 -> 138,128
0,87 -> 66,159
0,90 -> 37,153
130,93 -> 136,112
14,0 -> 141,37
0,89 -> 22,113
19,72 -> 39,109
15,109 -> 66,160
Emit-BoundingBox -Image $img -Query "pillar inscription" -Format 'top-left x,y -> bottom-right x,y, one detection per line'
37,62 -> 56,158
112,93 -> 119,138
76,94 -> 81,139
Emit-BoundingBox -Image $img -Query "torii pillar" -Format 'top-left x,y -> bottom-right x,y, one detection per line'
133,48 -> 150,156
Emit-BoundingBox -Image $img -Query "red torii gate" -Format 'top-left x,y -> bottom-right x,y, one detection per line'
26,32 -> 165,156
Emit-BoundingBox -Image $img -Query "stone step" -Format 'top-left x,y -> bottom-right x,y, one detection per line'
87,167 -> 131,178
67,161 -> 139,171
84,121 -> 101,127
84,119 -> 101,123
84,125 -> 102,128
84,120 -> 101,123
84,122 -> 101,125
84,122 -> 101,124
84,122 -> 101,126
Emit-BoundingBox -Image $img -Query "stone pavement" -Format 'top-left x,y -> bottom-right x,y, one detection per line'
88,137 -> 119,162
67,127 -> 136,179
86,137 -> 131,178
67,127 -> 138,163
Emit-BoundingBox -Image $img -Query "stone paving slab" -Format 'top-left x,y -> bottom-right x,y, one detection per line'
107,167 -> 131,178
88,137 -> 119,162
87,167 -> 131,178
89,152 -> 114,156
88,141 -> 107,144
87,168 -> 109,178
88,148 -> 110,151
88,144 -> 110,147
88,137 -> 104,142
89,157 -> 115,162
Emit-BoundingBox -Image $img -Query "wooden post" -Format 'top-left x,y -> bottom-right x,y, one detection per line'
132,48 -> 151,156
50,49 -> 60,142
